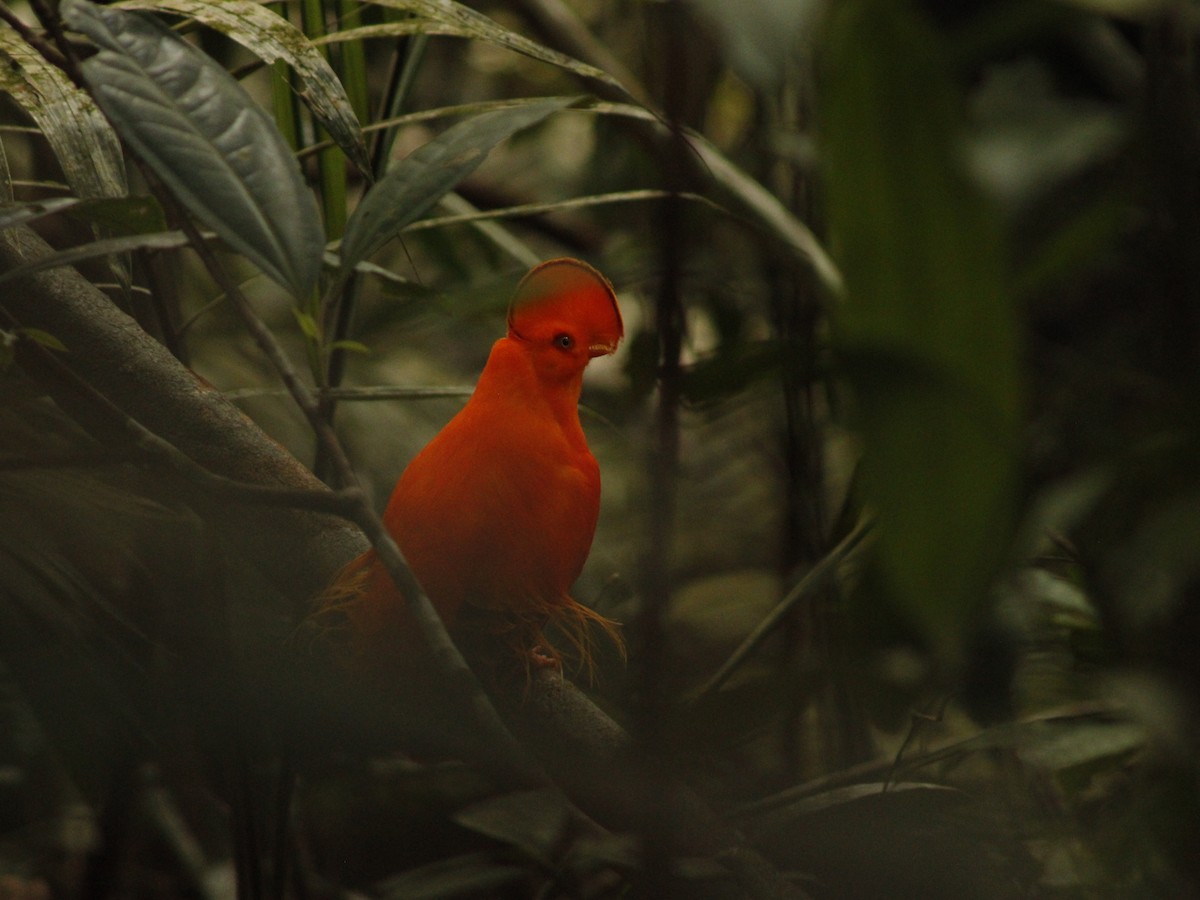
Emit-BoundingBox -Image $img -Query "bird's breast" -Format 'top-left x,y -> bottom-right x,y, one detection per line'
383,403 -> 601,619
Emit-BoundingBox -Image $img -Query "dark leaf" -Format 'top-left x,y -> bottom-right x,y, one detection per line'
378,851 -> 528,900
17,328 -> 68,353
66,195 -> 167,236
0,30 -> 127,200
114,0 -> 372,177
0,232 -> 190,289
62,0 -> 324,299
453,789 -> 572,866
747,784 -> 1026,900
821,1 -> 1020,665
352,0 -> 623,94
337,97 -> 576,278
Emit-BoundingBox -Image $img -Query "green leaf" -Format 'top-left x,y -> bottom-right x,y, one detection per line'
337,95 -> 840,289
379,852 -> 527,900
290,307 -> 320,340
820,0 -> 1020,666
1018,719 -> 1147,772
66,196 -> 168,236
113,0 -> 372,178
18,328 -> 69,353
337,96 -> 575,277
0,231 -> 190,288
1012,191 -> 1128,298
453,789 -> 571,866
327,339 -> 370,355
0,30 -> 127,200
61,0 -> 324,299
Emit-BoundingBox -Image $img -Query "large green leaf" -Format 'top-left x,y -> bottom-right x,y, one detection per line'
820,0 -> 1020,665
337,96 -> 576,278
114,0 -> 371,177
0,29 -> 127,200
61,0 -> 324,299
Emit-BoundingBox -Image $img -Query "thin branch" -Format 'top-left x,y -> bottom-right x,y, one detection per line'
692,516 -> 875,704
402,189 -> 724,234
886,692 -> 954,791
223,385 -> 472,402
731,701 -> 1119,824
630,5 -> 689,894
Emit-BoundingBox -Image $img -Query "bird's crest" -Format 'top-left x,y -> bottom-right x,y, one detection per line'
507,258 -> 624,356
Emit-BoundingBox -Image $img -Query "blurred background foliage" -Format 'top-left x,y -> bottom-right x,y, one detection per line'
3,0 -> 1200,896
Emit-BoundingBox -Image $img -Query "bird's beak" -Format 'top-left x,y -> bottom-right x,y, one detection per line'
588,338 -> 620,358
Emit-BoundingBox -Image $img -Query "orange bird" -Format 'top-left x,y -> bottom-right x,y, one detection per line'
319,258 -> 624,680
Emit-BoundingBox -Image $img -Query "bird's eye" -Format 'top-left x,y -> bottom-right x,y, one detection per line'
555,334 -> 574,350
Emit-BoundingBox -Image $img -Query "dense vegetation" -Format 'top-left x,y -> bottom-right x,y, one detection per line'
2,0 -> 1198,897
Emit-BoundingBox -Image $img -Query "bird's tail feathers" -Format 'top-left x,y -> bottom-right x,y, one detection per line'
310,550 -> 376,625
308,549 -> 412,674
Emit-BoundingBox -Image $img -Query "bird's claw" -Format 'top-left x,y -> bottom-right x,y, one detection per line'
529,644 -> 561,669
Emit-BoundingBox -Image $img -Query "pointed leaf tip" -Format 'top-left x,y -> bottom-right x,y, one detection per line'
337,97 -> 576,279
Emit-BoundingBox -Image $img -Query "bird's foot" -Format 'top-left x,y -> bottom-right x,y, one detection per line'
529,644 -> 561,669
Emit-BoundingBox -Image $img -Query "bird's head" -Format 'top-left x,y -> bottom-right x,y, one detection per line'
507,258 -> 624,383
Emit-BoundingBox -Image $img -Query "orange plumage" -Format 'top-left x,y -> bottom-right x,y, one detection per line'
318,258 -> 624,681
